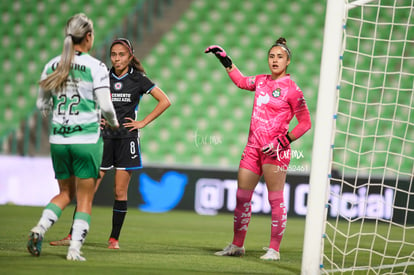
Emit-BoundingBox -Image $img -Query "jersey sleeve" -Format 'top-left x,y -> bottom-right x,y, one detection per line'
140,74 -> 156,94
228,67 -> 257,91
288,82 -> 312,139
95,87 -> 119,127
36,64 -> 52,112
288,83 -> 308,114
93,62 -> 110,90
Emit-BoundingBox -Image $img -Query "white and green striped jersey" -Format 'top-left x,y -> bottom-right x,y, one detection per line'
38,52 -> 110,144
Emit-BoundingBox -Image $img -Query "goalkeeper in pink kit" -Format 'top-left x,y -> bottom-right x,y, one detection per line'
205,37 -> 311,261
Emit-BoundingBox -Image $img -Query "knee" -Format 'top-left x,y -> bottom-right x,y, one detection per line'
114,189 -> 127,201
56,191 -> 74,206
60,186 -> 76,202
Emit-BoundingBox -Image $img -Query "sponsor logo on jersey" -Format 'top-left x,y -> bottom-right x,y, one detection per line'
53,125 -> 83,136
257,92 -> 270,106
51,62 -> 86,72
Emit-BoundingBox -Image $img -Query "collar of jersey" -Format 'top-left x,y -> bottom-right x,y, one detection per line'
111,66 -> 133,80
270,74 -> 290,81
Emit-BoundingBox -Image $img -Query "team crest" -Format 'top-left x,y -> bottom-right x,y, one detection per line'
272,88 -> 281,98
248,76 -> 255,85
114,82 -> 123,90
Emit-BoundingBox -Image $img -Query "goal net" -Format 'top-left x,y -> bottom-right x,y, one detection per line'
302,0 -> 414,274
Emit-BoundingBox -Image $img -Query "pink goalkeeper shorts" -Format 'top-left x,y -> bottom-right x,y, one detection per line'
239,145 -> 291,176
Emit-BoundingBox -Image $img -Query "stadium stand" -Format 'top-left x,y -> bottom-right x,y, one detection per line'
139,0 -> 325,169
0,0 -> 411,173
0,0 -> 175,154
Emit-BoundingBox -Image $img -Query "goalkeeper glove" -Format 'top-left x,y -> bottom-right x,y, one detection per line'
262,134 -> 292,156
204,45 -> 233,68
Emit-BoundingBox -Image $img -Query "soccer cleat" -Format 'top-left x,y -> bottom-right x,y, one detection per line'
260,247 -> 280,261
214,243 -> 245,256
49,235 -> 71,246
66,248 -> 86,261
27,227 -> 44,257
108,238 -> 120,249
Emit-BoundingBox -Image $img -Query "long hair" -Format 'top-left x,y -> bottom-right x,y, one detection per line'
110,38 -> 146,74
39,13 -> 93,92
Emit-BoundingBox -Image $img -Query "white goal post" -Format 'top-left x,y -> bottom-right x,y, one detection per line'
301,0 -> 345,273
301,0 -> 414,274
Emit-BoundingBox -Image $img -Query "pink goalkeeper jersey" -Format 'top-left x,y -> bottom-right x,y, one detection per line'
233,73 -> 308,148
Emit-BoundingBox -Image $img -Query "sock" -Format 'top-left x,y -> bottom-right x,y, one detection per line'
70,212 -> 90,251
268,190 -> 287,252
109,200 -> 127,240
36,203 -> 62,235
232,189 -> 254,247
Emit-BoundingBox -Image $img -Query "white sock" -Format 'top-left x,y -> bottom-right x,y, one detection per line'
36,209 -> 58,235
33,203 -> 62,235
70,218 -> 90,251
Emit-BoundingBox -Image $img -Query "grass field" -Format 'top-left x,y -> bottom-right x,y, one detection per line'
0,204 -> 305,275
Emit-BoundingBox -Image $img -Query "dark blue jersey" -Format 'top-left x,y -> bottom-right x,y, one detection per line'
102,66 -> 155,138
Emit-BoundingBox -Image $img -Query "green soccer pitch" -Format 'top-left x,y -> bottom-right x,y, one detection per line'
0,204 -> 304,274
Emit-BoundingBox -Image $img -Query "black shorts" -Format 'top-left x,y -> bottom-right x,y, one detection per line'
101,136 -> 142,170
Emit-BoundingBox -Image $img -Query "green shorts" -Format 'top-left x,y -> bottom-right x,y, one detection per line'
50,138 -> 103,179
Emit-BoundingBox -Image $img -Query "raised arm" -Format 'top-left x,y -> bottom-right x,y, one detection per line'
205,45 -> 255,91
204,45 -> 233,69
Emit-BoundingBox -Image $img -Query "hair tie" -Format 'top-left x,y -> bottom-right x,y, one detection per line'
66,34 -> 74,42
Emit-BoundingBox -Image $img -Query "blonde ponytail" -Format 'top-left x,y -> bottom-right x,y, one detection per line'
40,35 -> 74,91
39,13 -> 93,92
